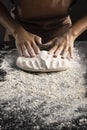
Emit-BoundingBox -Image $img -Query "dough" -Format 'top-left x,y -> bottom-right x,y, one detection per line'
16,51 -> 71,72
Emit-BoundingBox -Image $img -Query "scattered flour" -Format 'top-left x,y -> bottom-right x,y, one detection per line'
0,46 -> 87,125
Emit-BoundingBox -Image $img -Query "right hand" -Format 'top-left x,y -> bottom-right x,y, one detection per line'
14,26 -> 42,57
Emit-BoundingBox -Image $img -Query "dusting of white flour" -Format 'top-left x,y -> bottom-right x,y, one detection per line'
0,47 -> 87,125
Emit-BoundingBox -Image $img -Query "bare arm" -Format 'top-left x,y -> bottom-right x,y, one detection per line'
0,1 -> 20,38
72,16 -> 87,40
43,15 -> 87,58
0,1 -> 42,57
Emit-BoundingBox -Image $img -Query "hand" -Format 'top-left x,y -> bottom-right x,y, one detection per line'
14,26 -> 42,57
42,28 -> 75,58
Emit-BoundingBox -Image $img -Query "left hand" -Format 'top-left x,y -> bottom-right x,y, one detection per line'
41,28 -> 75,58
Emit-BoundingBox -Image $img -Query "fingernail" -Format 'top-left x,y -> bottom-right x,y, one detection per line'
53,55 -> 57,57
48,52 -> 51,54
30,54 -> 35,57
48,51 -> 53,55
38,50 -> 40,53
61,56 -> 65,59
33,54 -> 36,57
26,54 -> 30,58
36,50 -> 40,54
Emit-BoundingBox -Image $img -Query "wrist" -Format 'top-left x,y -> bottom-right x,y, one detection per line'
12,24 -> 24,38
70,27 -> 78,40
71,16 -> 87,40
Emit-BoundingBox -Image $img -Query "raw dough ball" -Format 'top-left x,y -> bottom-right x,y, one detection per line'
16,51 -> 71,72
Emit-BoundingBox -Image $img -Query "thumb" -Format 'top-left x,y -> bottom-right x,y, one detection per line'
35,36 -> 42,45
38,41 -> 53,50
42,41 -> 53,48
69,46 -> 73,59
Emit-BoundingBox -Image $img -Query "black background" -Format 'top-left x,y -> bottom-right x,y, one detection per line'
0,0 -> 87,41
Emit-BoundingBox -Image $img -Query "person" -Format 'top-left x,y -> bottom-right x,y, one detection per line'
0,0 -> 87,58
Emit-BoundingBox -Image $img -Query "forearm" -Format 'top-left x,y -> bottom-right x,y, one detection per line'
0,2 -> 21,38
72,16 -> 87,40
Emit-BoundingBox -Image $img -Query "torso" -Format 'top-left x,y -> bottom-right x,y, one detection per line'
12,0 -> 77,42
16,0 -> 73,19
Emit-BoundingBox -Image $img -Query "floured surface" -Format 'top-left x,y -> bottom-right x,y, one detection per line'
16,51 -> 71,72
0,42 -> 87,129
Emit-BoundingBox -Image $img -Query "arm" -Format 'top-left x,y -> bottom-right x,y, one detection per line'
43,16 -> 87,58
72,16 -> 87,40
0,1 -> 42,57
0,1 -> 20,38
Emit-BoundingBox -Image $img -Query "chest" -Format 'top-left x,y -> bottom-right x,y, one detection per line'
17,0 -> 73,18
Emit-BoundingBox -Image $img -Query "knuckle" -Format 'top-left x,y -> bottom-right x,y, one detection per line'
54,41 -> 58,46
57,47 -> 60,50
54,38 -> 58,42
65,46 -> 69,51
32,41 -> 35,46
69,46 -> 73,50
38,36 -> 41,40
36,35 -> 40,39
27,41 -> 33,46
60,41 -> 65,46
59,45 -> 63,49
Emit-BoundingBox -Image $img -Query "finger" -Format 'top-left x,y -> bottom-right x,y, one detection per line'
54,45 -> 64,57
69,47 -> 73,59
48,45 -> 58,54
39,38 -> 58,50
38,40 -> 53,50
31,41 -> 40,54
43,40 -> 56,49
16,41 -> 26,56
20,44 -> 30,57
43,41 -> 53,47
61,46 -> 69,58
35,36 -> 42,45
16,43 -> 23,56
18,46 -> 23,56
25,42 -> 36,57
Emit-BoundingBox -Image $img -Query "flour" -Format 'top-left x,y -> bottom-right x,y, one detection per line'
0,46 -> 87,125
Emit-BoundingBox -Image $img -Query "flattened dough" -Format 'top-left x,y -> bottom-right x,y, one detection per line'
16,51 -> 71,72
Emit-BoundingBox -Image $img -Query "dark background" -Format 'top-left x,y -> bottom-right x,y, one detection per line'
0,0 -> 87,41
